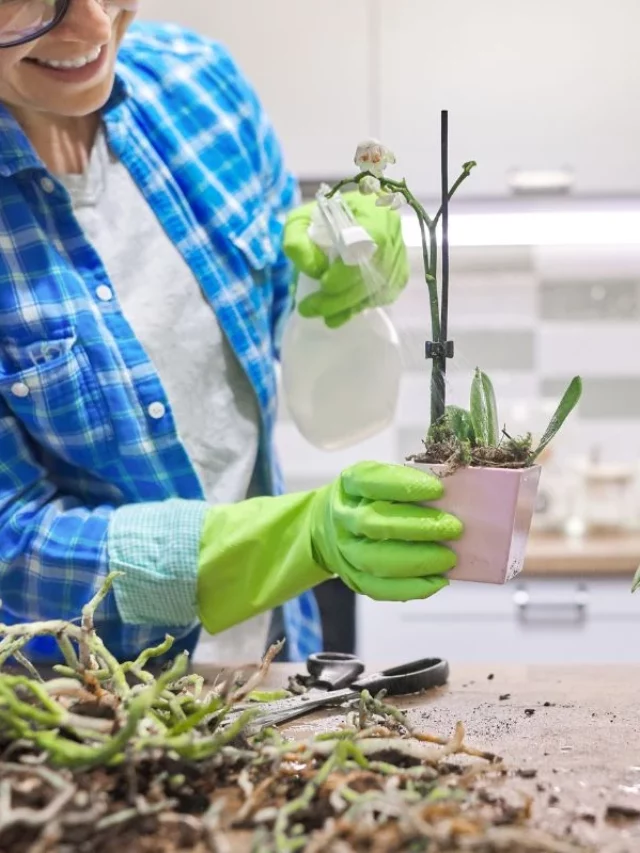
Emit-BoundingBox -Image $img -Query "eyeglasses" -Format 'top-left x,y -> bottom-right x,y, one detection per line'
0,0 -> 136,49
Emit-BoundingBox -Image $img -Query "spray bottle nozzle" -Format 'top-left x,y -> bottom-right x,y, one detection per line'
337,225 -> 376,265
314,186 -> 377,266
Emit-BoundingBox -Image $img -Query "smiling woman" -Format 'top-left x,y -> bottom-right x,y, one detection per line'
0,0 -> 138,140
0,0 -> 446,675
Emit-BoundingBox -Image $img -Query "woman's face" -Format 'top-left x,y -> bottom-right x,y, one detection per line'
0,1 -> 137,119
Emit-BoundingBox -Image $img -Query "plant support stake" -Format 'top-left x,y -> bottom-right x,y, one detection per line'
427,109 -> 454,426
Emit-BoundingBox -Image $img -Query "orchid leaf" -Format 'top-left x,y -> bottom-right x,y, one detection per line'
470,369 -> 499,446
529,377 -> 582,463
444,405 -> 476,444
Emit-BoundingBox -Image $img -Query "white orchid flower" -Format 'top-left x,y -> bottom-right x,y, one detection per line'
354,140 -> 396,178
375,191 -> 405,210
358,175 -> 382,195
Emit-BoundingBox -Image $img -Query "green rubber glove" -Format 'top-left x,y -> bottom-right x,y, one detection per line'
197,461 -> 462,636
282,192 -> 410,328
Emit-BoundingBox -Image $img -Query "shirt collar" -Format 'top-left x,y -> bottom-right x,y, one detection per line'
0,102 -> 40,177
0,68 -> 132,178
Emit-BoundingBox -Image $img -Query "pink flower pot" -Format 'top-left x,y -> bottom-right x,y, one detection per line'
405,462 -> 542,584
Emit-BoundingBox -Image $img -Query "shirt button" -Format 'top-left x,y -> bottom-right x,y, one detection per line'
11,382 -> 30,398
96,285 -> 113,302
147,402 -> 166,420
40,177 -> 56,194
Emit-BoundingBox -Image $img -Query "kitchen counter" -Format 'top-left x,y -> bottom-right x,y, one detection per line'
523,531 -> 640,576
198,663 -> 640,852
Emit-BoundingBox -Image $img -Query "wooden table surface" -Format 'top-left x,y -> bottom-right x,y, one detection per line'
523,531 -> 640,576
199,663 -> 640,852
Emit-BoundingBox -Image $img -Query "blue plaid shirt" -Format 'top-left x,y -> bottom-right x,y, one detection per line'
0,22 -> 322,663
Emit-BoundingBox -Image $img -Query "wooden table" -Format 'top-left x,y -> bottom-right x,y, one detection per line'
523,532 -> 640,576
199,663 -> 640,852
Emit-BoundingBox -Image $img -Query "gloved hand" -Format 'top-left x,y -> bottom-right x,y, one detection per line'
282,192 -> 410,328
197,461 -> 462,636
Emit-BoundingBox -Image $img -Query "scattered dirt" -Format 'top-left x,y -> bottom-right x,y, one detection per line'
516,768 -> 538,779
606,805 -> 640,823
372,664 -> 640,853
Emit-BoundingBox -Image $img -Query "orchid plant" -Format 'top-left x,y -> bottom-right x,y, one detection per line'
327,139 -> 474,431
327,137 -> 582,468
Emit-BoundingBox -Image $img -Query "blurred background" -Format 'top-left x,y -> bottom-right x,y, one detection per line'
140,1 -> 640,665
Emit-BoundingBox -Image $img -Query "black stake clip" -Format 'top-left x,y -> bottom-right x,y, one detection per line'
425,340 -> 454,360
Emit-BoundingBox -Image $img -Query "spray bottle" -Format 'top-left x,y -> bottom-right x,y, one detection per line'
280,187 -> 402,451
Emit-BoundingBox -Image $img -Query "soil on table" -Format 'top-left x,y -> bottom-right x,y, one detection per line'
0,729 -> 596,853
1,647 -> 635,852
3,666 -> 633,853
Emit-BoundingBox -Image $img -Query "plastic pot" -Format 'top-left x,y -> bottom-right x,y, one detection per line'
406,462 -> 542,584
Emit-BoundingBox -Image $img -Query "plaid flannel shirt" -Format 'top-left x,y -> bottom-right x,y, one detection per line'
0,21 -> 322,663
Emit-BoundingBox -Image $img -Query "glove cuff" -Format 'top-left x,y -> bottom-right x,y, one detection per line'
197,491 -> 330,636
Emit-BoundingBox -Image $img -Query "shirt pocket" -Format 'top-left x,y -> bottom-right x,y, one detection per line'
230,206 -> 278,273
226,209 -> 280,323
0,326 -> 115,470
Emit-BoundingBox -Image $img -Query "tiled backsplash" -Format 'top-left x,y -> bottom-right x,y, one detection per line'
276,243 -> 640,493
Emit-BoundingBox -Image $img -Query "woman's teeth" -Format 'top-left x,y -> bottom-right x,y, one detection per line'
34,47 -> 102,70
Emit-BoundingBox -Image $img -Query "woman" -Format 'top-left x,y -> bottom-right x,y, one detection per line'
0,0 -> 462,665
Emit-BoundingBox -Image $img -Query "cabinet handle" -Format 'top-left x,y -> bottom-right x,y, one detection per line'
513,585 -> 588,625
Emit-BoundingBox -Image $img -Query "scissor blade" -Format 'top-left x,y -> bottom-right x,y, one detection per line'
219,687 -> 355,734
216,688 -> 323,730
252,686 -> 360,729
250,687 -> 339,719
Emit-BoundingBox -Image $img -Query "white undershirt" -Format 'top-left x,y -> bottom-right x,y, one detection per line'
57,128 -> 271,662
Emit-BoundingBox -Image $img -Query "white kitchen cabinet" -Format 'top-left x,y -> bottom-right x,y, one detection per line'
137,0 -> 372,179
378,0 -> 640,198
357,578 -> 640,664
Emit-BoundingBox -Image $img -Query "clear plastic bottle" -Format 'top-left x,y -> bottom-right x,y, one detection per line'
280,190 -> 402,451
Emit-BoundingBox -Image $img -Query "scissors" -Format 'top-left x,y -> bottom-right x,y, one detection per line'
223,652 -> 449,734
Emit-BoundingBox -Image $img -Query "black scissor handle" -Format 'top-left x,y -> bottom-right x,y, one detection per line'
306,652 -> 365,691
352,657 -> 449,697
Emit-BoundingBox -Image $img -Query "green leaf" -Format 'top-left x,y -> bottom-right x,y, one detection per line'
247,690 -> 291,703
529,377 -> 582,463
470,368 -> 499,446
444,405 -> 476,443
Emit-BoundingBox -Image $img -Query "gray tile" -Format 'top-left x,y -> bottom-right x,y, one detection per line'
450,246 -> 534,273
540,280 -> 640,321
448,274 -> 538,326
455,330 -> 535,371
407,246 -> 534,277
399,328 -> 535,372
541,377 -> 640,420
536,246 -> 640,281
